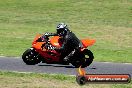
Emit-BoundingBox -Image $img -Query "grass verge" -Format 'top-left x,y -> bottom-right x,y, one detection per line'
0,71 -> 131,88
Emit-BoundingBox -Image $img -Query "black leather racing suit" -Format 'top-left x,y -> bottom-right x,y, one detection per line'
44,31 -> 81,61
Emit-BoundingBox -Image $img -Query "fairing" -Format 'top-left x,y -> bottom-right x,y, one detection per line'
81,39 -> 96,48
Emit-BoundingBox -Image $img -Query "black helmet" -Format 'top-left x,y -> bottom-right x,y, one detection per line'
56,23 -> 69,36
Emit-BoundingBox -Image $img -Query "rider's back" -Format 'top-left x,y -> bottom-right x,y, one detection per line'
63,31 -> 80,52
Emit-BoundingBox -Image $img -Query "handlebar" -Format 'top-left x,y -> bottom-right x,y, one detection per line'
41,35 -> 49,42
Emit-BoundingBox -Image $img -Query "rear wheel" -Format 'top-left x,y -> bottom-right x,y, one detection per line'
71,52 -> 85,68
22,48 -> 41,65
71,49 -> 94,68
81,49 -> 94,67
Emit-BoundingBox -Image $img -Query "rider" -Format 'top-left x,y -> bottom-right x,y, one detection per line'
43,23 -> 81,62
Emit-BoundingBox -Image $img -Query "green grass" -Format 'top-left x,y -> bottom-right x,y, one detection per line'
0,0 -> 132,63
0,71 -> 132,88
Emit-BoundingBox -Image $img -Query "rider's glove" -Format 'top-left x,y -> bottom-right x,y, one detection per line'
44,32 -> 50,37
41,33 -> 50,41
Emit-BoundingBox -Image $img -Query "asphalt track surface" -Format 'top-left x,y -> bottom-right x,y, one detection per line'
0,57 -> 132,77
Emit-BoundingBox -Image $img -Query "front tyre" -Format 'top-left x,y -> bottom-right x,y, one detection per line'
22,48 -> 41,65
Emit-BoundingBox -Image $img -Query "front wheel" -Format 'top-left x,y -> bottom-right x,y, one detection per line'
22,48 -> 41,65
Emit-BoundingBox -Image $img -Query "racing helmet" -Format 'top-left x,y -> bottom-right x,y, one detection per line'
56,23 -> 69,36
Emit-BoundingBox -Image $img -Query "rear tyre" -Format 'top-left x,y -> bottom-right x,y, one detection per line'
71,49 -> 94,68
81,49 -> 94,67
22,48 -> 41,65
71,59 -> 83,68
71,52 -> 85,68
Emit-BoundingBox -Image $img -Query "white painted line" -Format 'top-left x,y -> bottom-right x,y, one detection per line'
10,71 -> 76,76
97,61 -> 132,65
123,63 -> 132,65
0,56 -> 20,59
0,56 -> 5,58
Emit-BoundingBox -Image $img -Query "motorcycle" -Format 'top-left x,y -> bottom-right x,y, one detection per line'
22,33 -> 96,68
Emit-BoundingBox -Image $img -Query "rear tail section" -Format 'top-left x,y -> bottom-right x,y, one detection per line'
81,39 -> 96,48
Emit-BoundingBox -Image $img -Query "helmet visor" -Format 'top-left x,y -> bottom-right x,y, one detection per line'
57,28 -> 64,34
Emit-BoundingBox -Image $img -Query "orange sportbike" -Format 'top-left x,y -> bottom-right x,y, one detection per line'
22,33 -> 96,68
